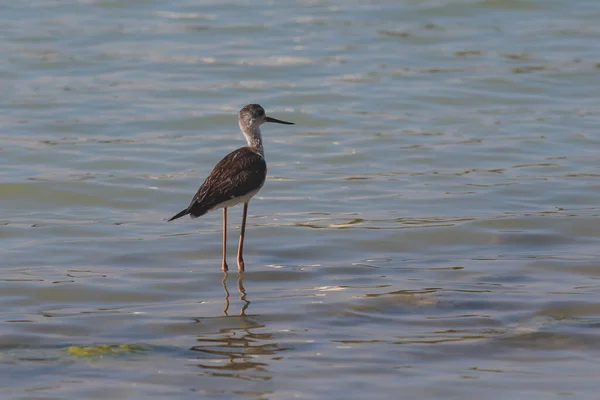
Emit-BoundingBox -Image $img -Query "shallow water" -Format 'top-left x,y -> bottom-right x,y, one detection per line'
2,0 -> 600,398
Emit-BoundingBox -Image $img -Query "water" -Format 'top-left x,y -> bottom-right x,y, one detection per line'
2,0 -> 600,398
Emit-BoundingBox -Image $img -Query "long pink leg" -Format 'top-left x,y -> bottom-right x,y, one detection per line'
237,202 -> 249,272
222,208 -> 228,272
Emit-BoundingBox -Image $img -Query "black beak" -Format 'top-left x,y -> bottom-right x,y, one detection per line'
265,116 -> 294,125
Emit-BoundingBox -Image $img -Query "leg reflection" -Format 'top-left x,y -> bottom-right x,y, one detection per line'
237,274 -> 250,316
221,272 -> 251,316
222,272 -> 230,316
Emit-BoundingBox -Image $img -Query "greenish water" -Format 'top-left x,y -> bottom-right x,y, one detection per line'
2,0 -> 600,398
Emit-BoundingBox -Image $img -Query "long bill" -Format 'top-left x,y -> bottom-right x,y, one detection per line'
265,116 -> 294,125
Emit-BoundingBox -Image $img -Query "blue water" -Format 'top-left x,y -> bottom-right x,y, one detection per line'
2,0 -> 600,398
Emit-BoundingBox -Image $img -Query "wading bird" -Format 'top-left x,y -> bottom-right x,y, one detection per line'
168,104 -> 294,272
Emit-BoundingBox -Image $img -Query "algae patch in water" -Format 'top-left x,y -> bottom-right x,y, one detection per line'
65,344 -> 146,357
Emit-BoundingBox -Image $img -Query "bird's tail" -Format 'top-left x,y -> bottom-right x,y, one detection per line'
168,208 -> 189,222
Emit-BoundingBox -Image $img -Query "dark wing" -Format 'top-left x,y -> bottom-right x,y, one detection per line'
186,147 -> 267,217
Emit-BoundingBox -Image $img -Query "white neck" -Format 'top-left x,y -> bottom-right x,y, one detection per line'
241,123 -> 264,157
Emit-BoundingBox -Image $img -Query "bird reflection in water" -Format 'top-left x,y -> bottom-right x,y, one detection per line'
221,272 -> 250,316
190,274 -> 290,382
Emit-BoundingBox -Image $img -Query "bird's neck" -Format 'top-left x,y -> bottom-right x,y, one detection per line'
241,124 -> 264,157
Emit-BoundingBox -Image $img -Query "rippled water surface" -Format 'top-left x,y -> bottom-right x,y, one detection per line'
2,0 -> 600,398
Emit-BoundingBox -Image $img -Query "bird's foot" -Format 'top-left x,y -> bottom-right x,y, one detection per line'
237,258 -> 245,273
222,261 -> 229,272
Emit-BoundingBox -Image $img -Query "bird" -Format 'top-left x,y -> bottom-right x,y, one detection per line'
168,104 -> 294,272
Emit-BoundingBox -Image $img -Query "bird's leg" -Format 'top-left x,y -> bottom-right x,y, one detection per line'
222,208 -> 228,272
237,202 -> 249,272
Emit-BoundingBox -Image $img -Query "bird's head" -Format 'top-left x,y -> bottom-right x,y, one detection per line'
238,104 -> 294,131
